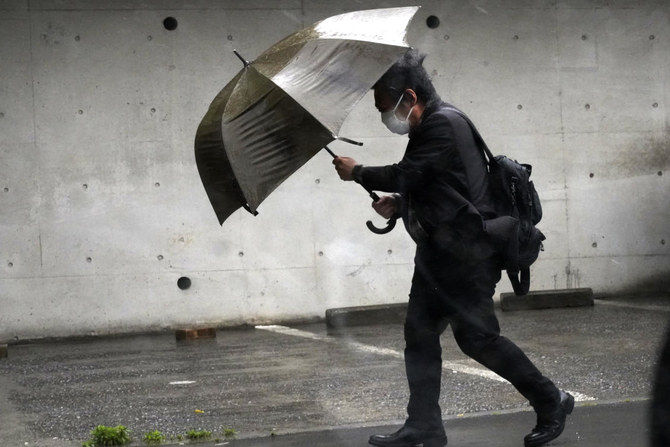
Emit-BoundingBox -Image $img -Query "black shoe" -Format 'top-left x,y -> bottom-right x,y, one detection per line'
369,425 -> 447,447
524,390 -> 575,447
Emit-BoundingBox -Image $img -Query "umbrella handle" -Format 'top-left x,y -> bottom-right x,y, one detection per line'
366,216 -> 398,234
325,146 -> 398,236
365,190 -> 398,235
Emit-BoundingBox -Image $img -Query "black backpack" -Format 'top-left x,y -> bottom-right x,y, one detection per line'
447,108 -> 545,296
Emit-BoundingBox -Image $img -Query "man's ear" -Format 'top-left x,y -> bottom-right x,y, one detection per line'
404,89 -> 418,106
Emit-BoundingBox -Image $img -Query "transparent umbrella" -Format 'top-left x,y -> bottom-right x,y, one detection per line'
194,6 -> 419,226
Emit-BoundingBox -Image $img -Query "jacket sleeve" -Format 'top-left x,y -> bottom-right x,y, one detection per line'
353,112 -> 459,194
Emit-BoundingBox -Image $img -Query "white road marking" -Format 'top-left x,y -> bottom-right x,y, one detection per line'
569,391 -> 596,401
255,325 -> 595,400
257,325 -> 325,340
169,380 -> 197,385
594,299 -> 670,312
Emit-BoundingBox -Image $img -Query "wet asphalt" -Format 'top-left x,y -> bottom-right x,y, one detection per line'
0,293 -> 668,447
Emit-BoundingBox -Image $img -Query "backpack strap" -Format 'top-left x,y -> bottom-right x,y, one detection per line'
508,268 -> 531,296
443,107 -> 495,164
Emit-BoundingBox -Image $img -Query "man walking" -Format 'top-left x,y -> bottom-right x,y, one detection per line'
333,50 -> 573,447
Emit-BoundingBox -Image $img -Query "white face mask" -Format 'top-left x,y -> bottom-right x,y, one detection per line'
381,92 -> 414,135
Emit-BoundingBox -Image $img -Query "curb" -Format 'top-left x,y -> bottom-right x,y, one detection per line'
326,289 -> 595,327
326,303 -> 407,328
500,288 -> 594,311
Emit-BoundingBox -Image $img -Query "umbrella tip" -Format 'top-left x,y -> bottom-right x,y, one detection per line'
233,49 -> 250,67
242,203 -> 259,216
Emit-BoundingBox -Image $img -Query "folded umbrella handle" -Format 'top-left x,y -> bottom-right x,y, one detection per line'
366,216 -> 397,234
325,146 -> 397,236
365,191 -> 397,235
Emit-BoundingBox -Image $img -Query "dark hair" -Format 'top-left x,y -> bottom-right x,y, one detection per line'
374,49 -> 441,107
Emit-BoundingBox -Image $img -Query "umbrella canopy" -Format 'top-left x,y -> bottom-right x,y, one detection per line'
195,6 -> 420,225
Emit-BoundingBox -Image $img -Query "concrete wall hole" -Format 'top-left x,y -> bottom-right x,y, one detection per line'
163,17 -> 178,31
426,15 -> 440,29
177,276 -> 191,290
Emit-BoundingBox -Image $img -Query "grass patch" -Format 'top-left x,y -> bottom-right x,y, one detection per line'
82,425 -> 131,446
142,430 -> 165,445
223,428 -> 237,439
82,424 -> 237,445
186,429 -> 212,440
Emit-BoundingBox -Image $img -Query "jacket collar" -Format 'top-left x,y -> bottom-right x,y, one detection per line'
409,100 -> 448,138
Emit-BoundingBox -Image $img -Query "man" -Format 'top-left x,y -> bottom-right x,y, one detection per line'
651,323 -> 670,446
333,50 -> 573,447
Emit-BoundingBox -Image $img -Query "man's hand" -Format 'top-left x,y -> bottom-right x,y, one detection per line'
332,156 -> 357,181
372,195 -> 397,219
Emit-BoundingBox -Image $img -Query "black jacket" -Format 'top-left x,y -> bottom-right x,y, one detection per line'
354,102 -> 496,242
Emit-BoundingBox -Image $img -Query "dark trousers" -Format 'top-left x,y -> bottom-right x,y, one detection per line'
404,239 -> 560,431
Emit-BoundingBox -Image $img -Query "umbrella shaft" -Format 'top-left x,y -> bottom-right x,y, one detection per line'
325,146 -> 380,202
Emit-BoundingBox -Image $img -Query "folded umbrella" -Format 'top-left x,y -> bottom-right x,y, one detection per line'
194,6 -> 419,226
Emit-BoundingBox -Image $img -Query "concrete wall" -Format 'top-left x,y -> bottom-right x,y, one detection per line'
1,0 -> 669,341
